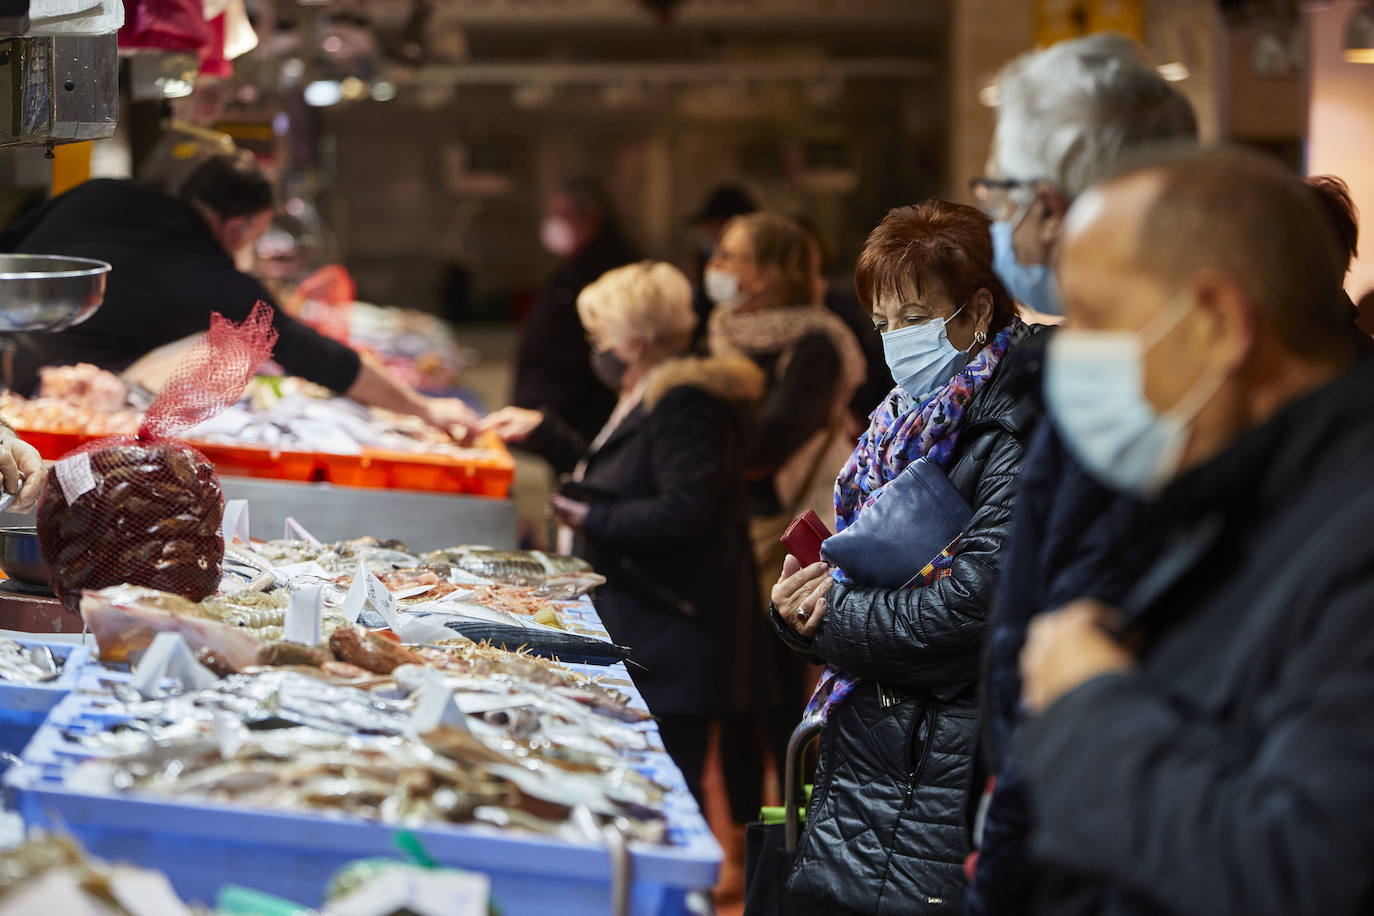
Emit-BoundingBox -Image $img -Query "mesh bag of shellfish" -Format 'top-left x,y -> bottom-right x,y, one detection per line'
37,303 -> 278,609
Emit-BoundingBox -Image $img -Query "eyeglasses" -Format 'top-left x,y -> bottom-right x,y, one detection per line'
969,176 -> 1044,222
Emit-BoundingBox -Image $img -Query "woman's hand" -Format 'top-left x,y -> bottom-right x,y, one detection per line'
550,494 -> 590,530
0,429 -> 45,513
772,554 -> 832,640
479,407 -> 545,444
424,397 -> 481,442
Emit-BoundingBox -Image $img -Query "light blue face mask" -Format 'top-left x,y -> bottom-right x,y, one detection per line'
881,305 -> 969,399
1044,295 -> 1226,498
990,218 -> 1063,316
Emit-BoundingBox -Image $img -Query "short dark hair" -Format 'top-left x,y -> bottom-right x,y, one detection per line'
1307,175 -> 1358,273
1119,146 -> 1350,360
854,201 -> 1016,333
179,157 -> 274,219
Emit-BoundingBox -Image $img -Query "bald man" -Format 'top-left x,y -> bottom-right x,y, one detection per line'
1015,147 -> 1374,915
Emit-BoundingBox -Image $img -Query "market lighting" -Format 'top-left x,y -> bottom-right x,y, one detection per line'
370,80 -> 398,102
304,80 -> 343,107
1156,61 -> 1189,81
1344,3 -> 1374,63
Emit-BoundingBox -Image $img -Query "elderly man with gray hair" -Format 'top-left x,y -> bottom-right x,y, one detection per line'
967,33 -> 1198,916
972,32 -> 1198,317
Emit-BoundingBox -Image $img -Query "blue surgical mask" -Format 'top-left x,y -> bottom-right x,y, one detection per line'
1044,295 -> 1226,497
990,219 -> 1063,316
881,305 -> 969,399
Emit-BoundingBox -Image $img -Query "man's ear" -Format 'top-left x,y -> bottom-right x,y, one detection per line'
1035,184 -> 1071,256
1189,269 -> 1256,377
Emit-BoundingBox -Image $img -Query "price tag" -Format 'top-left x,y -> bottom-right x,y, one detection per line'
284,584 -> 323,646
54,452 -> 96,504
129,632 -> 218,699
284,516 -> 323,546
108,867 -> 195,916
326,869 -> 489,916
273,561 -> 330,580
220,499 -> 251,546
341,558 -> 399,629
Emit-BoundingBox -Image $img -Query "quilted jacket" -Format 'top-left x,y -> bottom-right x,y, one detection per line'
771,336 -> 1040,915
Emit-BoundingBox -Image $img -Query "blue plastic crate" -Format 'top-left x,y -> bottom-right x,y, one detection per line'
4,629 -> 722,915
5,761 -> 720,914
0,639 -> 90,759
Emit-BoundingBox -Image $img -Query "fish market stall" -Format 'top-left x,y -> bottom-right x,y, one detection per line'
2,536 -> 722,914
0,366 -> 515,499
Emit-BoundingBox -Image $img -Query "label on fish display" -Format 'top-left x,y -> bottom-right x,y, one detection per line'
407,674 -> 469,736
221,499 -> 251,546
107,866 -> 196,916
0,869 -> 113,916
342,558 -> 400,629
328,869 -> 489,916
284,515 -> 323,546
272,561 -> 330,581
284,584 -> 324,646
130,631 -> 218,699
54,452 -> 96,504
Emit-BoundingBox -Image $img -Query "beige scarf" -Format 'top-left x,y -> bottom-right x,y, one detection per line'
706,302 -> 868,416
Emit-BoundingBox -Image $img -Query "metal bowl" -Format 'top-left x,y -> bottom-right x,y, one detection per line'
0,527 -> 47,587
0,254 -> 109,332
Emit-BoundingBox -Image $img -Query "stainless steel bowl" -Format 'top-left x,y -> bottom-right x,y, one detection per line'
0,254 -> 109,332
0,527 -> 47,587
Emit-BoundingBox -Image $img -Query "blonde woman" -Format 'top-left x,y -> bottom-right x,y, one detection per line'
482,261 -> 769,803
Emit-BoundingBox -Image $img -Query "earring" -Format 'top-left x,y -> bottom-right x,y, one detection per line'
974,329 -> 987,344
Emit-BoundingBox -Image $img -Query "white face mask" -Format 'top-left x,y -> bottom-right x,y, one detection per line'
540,216 -> 578,258
1045,295 -> 1227,498
881,305 -> 969,399
704,267 -> 742,306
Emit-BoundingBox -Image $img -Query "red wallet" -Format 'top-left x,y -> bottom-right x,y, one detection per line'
780,509 -> 832,567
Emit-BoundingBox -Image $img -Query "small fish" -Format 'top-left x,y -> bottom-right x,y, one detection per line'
0,638 -> 61,683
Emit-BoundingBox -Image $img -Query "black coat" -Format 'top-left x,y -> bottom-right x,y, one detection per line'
1020,355 -> 1374,916
525,354 -> 771,716
771,335 -> 1040,915
513,230 -> 639,442
967,333 -> 1153,916
0,180 -> 361,395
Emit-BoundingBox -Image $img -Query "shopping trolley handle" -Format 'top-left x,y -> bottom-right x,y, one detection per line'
784,712 -> 826,853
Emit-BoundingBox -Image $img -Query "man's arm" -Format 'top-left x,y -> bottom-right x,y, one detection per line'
1019,581 -> 1374,916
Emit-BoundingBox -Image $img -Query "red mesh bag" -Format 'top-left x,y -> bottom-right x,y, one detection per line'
38,303 -> 278,609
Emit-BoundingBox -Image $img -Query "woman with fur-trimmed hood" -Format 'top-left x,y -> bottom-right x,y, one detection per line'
482,260 -> 773,803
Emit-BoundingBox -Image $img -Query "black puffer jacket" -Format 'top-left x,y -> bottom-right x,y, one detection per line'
772,335 -> 1040,915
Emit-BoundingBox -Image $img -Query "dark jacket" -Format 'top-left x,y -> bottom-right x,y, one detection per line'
0,179 -> 361,395
745,332 -> 843,517
513,230 -> 639,442
967,333 -> 1152,916
771,335 -> 1041,915
1020,355 -> 1374,916
525,353 -> 771,716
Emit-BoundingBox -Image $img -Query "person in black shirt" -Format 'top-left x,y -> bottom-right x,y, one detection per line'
0,157 -> 478,433
513,178 -> 639,441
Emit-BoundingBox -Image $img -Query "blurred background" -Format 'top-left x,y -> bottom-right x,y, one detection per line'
3,0 -> 1371,326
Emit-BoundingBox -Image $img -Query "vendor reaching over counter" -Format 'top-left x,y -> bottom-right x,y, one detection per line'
0,422 -> 44,512
0,157 -> 478,437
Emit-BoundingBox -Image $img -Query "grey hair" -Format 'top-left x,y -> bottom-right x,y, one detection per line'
994,33 -> 1198,199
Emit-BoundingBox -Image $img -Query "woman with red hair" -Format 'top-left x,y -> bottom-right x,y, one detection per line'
767,201 -> 1041,913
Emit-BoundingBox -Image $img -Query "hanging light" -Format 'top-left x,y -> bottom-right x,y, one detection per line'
1345,2 -> 1374,63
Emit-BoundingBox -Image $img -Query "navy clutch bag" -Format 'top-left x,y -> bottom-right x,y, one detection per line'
821,456 -> 973,588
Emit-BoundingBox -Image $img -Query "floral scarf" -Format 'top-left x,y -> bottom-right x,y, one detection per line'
806,318 -> 1029,722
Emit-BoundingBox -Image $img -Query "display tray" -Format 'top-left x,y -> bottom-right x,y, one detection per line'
12,429 -> 516,499
0,637 -> 88,758
6,609 -> 719,914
